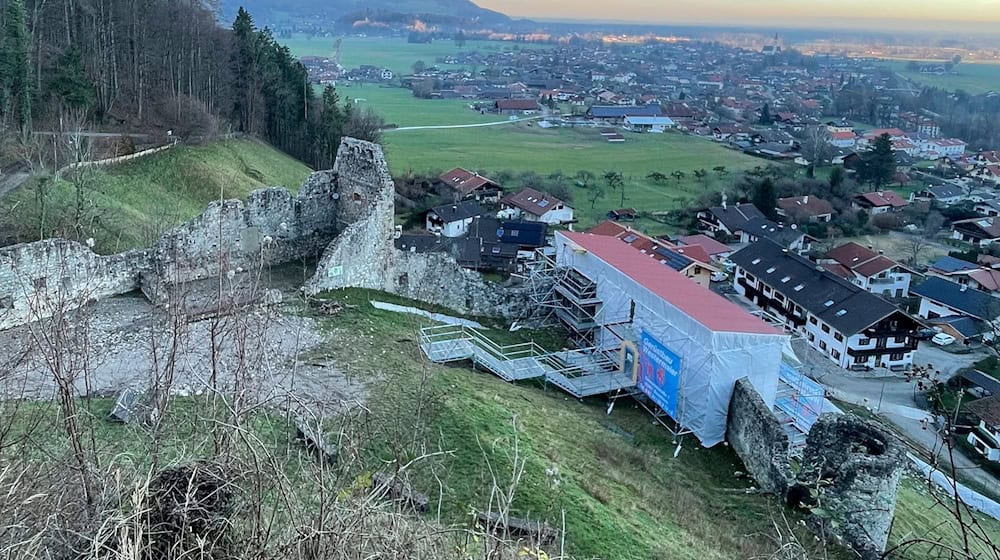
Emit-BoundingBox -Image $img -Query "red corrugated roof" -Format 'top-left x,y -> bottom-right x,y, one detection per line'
559,232 -> 781,335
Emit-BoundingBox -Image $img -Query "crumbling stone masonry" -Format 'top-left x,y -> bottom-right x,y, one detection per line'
0,239 -> 149,331
727,378 -> 905,559
0,137 -> 533,332
725,378 -> 794,494
795,414 -> 905,560
305,139 -> 529,318
141,170 -> 341,304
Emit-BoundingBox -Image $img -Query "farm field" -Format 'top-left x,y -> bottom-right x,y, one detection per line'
283,34 -> 548,75
385,122 -> 769,230
335,83 -> 499,127
881,60 -> 1000,95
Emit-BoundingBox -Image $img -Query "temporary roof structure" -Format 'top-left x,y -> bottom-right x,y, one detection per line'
556,232 -> 789,446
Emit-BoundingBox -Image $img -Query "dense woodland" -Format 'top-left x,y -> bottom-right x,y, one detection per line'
0,0 -> 378,169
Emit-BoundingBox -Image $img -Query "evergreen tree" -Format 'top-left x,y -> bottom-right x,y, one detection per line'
752,178 -> 778,220
859,133 -> 895,189
231,8 -> 259,133
46,47 -> 96,111
0,0 -> 33,133
759,103 -> 773,125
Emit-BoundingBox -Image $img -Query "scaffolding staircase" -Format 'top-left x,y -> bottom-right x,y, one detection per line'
774,362 -> 841,456
420,324 -> 635,398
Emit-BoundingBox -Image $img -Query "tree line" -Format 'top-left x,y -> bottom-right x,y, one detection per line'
0,0 -> 379,169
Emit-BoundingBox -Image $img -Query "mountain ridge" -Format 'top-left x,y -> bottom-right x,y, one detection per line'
222,0 -> 511,25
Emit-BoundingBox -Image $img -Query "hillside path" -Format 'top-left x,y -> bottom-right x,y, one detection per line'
387,115 -> 544,132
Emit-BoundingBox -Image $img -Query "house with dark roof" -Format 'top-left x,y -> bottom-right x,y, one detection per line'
439,168 -> 502,201
966,396 -> 1000,462
425,200 -> 483,237
730,240 -> 922,370
914,184 -> 965,206
776,195 -> 834,223
928,256 -> 981,280
739,218 -> 814,255
952,217 -> 1000,248
819,242 -> 913,298
587,104 -> 663,123
587,221 -> 719,287
696,201 -> 765,239
501,187 -> 574,224
911,276 -> 1000,325
852,191 -> 908,214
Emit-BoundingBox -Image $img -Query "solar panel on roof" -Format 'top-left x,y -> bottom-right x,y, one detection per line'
622,234 -> 638,243
538,200 -> 549,208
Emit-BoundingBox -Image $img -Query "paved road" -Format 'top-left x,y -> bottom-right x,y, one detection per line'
33,131 -> 152,139
386,115 -> 544,132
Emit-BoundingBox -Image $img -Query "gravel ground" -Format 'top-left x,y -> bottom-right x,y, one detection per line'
0,291 -> 366,414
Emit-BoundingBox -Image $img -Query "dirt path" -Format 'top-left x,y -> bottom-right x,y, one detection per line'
386,115 -> 544,132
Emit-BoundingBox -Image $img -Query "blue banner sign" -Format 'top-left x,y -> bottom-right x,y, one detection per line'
638,330 -> 682,418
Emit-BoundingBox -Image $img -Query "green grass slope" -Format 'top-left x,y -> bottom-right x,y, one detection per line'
882,60 -> 1000,94
1,139 -> 313,254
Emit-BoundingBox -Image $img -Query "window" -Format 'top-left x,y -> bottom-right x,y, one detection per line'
890,353 -> 904,361
832,350 -> 841,360
894,335 -> 906,343
781,276 -> 791,283
822,324 -> 830,334
751,258 -> 762,265
809,317 -> 818,325
819,341 -> 827,350
859,337 -> 870,346
834,333 -> 844,342
766,267 -> 776,274
854,355 -> 867,364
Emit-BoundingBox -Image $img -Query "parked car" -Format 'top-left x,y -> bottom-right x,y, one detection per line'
931,333 -> 956,346
914,327 -> 940,340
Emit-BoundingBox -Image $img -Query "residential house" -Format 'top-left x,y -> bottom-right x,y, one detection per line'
976,199 -> 1000,217
952,217 -> 1000,247
426,200 -> 483,237
587,221 -> 720,287
852,191 -> 908,214
829,131 -> 857,149
439,168 -> 502,201
819,242 -> 913,298
675,234 -> 734,263
500,187 -> 575,225
731,240 -> 922,370
928,256 -> 981,283
966,397 -> 1000,462
697,201 -> 766,239
776,195 -> 834,223
739,218 -> 814,255
911,277 -> 1000,330
915,184 -> 965,206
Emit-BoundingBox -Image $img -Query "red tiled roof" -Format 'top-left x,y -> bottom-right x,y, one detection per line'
496,99 -> 539,111
831,131 -> 856,140
777,195 -> 834,218
856,191 -> 908,208
672,244 -> 712,264
969,268 -> 1000,291
966,396 -> 1000,428
439,168 -> 499,196
855,256 -> 899,278
559,232 -> 781,335
676,234 -> 732,256
501,187 -> 565,217
822,262 -> 854,279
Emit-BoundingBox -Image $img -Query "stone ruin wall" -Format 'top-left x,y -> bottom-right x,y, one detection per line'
305,138 -> 529,318
0,137 -> 528,331
142,170 -> 341,304
0,240 -> 150,331
726,377 -> 906,559
726,378 -> 794,494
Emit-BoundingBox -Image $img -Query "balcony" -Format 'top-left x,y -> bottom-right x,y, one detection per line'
847,343 -> 918,358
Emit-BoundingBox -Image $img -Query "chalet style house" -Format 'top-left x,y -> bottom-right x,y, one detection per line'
731,240 -> 922,370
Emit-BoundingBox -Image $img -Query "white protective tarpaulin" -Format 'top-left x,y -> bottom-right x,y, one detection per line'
557,234 -> 788,446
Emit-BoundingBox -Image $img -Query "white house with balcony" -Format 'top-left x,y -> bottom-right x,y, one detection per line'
966,396 -> 1000,462
818,242 -> 914,298
425,200 -> 483,237
730,240 -> 922,371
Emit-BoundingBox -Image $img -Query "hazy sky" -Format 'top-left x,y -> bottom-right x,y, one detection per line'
477,0 -> 1000,30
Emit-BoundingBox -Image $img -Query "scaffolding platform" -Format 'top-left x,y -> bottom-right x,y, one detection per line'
419,324 -> 634,396
774,362 -> 841,456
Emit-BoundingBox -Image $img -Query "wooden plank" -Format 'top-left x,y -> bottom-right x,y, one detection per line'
372,472 -> 430,512
476,512 -> 558,544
